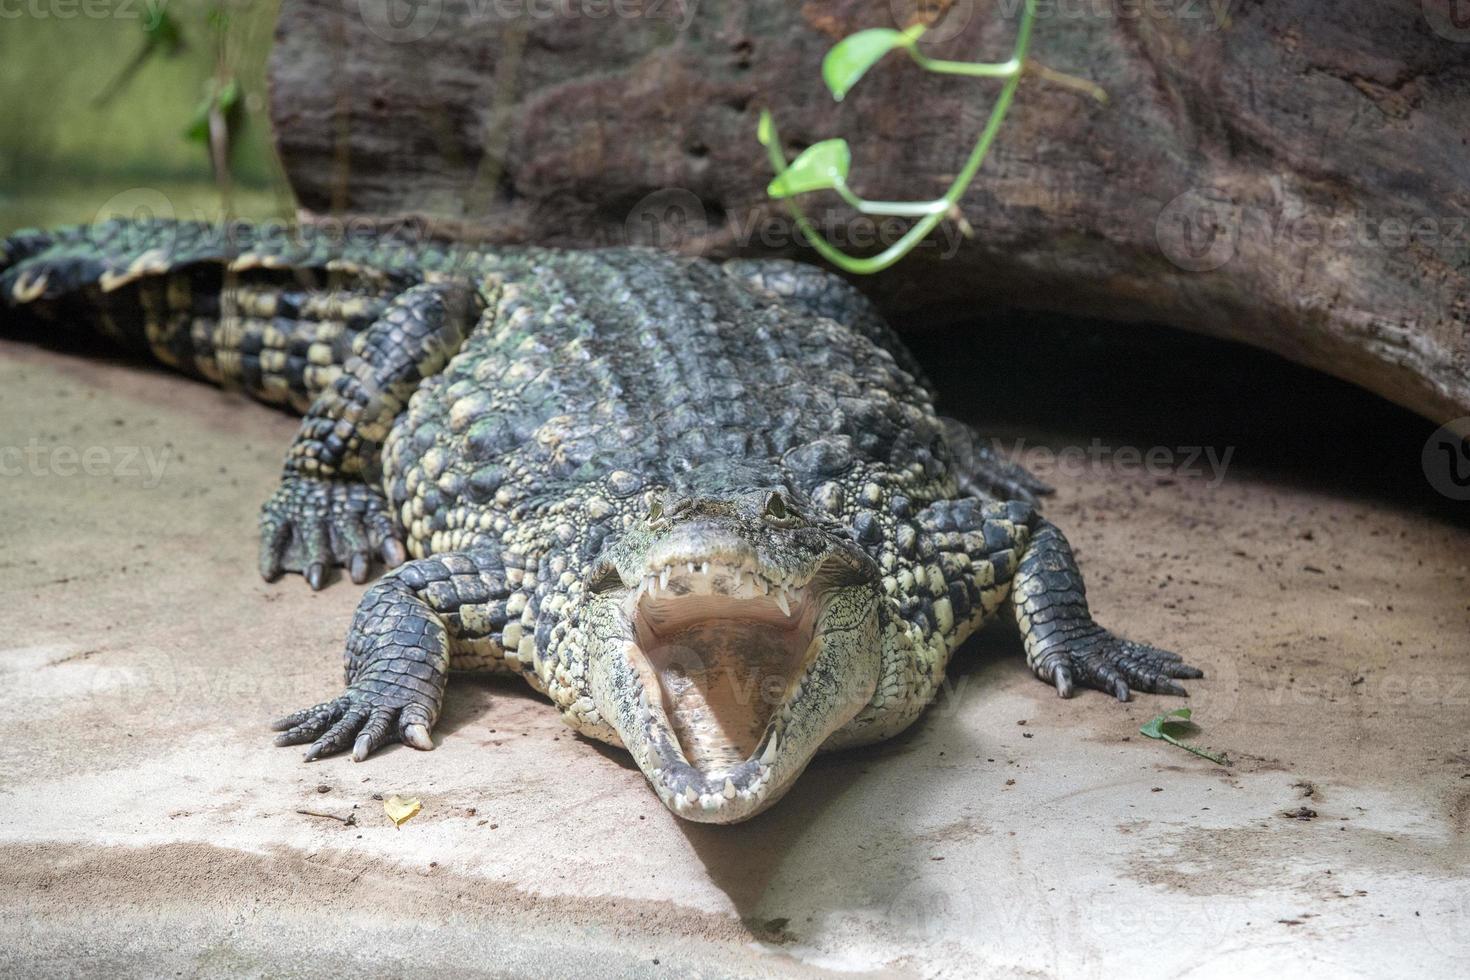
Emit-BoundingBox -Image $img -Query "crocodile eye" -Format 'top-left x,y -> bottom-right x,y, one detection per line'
763,492 -> 788,520
647,500 -> 664,524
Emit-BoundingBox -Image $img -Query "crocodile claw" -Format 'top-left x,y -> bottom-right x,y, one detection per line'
1038,631 -> 1203,701
259,477 -> 405,590
272,693 -> 437,762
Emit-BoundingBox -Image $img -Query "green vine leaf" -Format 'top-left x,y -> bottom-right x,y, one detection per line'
756,109 -> 775,147
766,139 -> 851,198
822,27 -> 920,101
184,78 -> 241,143
755,0 -> 1057,274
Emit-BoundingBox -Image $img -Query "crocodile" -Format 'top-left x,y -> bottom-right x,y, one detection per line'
1,218 -> 1203,823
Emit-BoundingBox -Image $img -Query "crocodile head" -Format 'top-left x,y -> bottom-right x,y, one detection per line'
583,484 -> 882,823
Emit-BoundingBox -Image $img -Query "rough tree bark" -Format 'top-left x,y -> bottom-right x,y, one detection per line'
269,0 -> 1470,422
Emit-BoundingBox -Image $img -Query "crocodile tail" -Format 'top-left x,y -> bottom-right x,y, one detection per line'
0,218 -> 433,413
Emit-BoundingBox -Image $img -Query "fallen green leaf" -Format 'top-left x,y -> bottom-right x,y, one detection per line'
1140,708 -> 1229,765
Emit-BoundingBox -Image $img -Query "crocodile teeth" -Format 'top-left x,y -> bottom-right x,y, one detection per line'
660,566 -> 671,590
774,589 -> 792,618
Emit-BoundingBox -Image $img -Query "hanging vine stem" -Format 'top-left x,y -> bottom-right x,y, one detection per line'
758,0 -> 1064,275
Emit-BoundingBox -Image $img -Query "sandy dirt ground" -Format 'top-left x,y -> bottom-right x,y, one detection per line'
1,333 -> 1467,978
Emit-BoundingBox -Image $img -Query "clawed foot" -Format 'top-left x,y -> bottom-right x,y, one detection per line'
259,477 -> 407,590
1034,628 -> 1203,701
273,573 -> 450,761
272,689 -> 436,762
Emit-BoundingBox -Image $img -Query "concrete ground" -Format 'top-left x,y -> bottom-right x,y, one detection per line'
2,332 -> 1467,978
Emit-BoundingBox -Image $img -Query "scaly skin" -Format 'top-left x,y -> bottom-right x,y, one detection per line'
3,219 -> 1203,823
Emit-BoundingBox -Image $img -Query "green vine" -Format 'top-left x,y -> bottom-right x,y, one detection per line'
758,0 -> 1096,275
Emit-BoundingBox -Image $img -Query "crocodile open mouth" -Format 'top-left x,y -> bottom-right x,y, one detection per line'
624,560 -> 839,773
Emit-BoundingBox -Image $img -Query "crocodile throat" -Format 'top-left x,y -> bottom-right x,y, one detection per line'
628,561 -> 824,773
589,542 -> 881,823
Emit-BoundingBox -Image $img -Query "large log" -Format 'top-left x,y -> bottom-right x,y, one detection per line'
269,0 -> 1470,422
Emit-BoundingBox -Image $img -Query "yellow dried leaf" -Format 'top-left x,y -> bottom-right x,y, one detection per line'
383,795 -> 422,827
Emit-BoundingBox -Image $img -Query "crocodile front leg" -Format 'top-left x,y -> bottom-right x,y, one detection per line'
260,281 -> 481,590
906,497 -> 1203,699
272,548 -> 515,760
1010,517 -> 1203,699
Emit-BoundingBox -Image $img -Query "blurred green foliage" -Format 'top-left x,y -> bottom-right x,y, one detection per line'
0,0 -> 291,228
